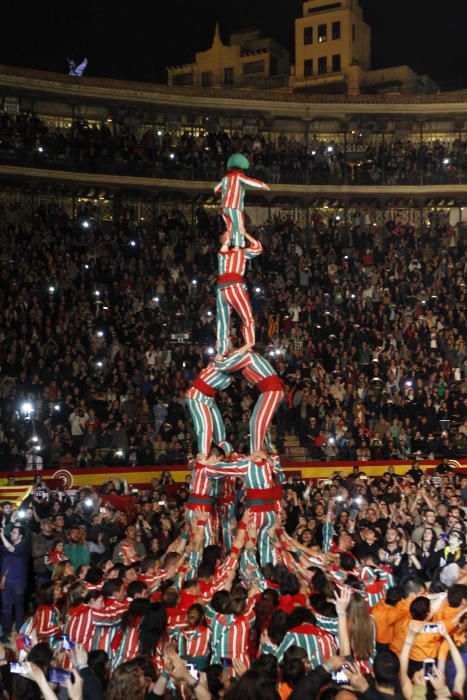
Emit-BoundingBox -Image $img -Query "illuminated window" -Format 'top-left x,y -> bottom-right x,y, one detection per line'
318,56 -> 327,74
318,24 -> 327,43
304,26 -> 313,45
332,54 -> 341,72
332,21 -> 341,39
304,59 -> 313,77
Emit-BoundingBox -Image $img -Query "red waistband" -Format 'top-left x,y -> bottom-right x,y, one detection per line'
192,378 -> 216,397
255,375 -> 284,393
217,273 -> 245,285
188,492 -> 214,501
247,503 -> 275,512
245,487 -> 275,499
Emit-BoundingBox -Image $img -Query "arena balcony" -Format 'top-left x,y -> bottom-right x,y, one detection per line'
3,65 -> 467,205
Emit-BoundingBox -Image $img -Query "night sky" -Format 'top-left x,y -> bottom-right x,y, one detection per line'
1,0 -> 467,90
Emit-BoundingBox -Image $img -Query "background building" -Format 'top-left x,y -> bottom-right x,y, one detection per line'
167,23 -> 290,90
293,0 -> 437,94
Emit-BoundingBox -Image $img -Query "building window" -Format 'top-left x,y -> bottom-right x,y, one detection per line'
201,71 -> 212,87
352,23 -> 356,42
332,54 -> 341,72
304,26 -> 313,45
224,67 -> 234,85
243,60 -> 265,75
332,21 -> 341,39
318,56 -> 327,74
318,24 -> 327,43
172,72 -> 193,86
304,59 -> 313,77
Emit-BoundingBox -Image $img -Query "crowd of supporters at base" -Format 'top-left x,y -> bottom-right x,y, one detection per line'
0,463 -> 465,700
2,112 -> 467,184
0,198 -> 465,468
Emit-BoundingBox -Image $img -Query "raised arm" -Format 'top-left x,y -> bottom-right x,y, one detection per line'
438,622 -> 466,696
244,235 -> 263,259
214,350 -> 251,373
399,621 -> 422,700
238,173 -> 270,190
333,586 -> 351,656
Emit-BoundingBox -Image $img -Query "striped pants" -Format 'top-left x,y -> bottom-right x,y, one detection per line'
250,390 -> 284,452
216,284 -> 255,355
219,502 -> 236,553
186,398 -> 230,456
185,508 -> 214,546
222,207 -> 245,248
247,510 -> 276,566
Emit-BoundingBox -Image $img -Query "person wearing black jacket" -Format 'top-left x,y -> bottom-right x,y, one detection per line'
287,649 -> 350,700
342,652 -> 405,700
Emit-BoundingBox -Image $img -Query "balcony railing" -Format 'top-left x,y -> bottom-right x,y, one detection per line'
1,148 -> 467,187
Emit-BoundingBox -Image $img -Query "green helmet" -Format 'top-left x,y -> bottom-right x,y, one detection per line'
227,153 -> 250,170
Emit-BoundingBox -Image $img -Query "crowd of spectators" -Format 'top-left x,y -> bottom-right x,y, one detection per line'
0,195 -> 465,468
1,111 -> 467,185
0,461 -> 464,700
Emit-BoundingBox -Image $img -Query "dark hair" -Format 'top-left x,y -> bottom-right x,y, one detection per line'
251,654 -> 278,683
127,580 -> 148,599
161,588 -> 179,608
36,582 -> 55,608
15,644 -> 54,700
211,590 -> 230,613
86,589 -> 105,604
140,557 -> 157,574
262,563 -> 276,582
447,584 -> 467,608
139,602 -> 167,655
409,596 -> 430,620
197,563 -> 214,579
279,572 -> 300,597
121,598 -> 150,632
11,524 -> 25,538
224,585 -> 247,616
340,552 -> 356,572
85,566 -> 103,585
205,664 -> 224,698
386,586 -> 404,607
223,669 -> 278,700
102,578 -> 123,599
374,651 -> 400,688
267,609 -> 289,646
403,578 -> 425,598
283,646 -> 307,688
187,603 -> 204,626
88,649 -> 109,691
288,606 -> 316,629
202,545 -> 221,573
27,643 -> 54,670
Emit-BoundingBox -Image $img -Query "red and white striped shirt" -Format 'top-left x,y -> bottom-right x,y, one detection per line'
217,241 -> 262,277
31,605 -> 61,643
214,172 -> 265,210
64,604 -> 94,651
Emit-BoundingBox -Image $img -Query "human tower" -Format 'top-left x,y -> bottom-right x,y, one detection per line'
185,154 -> 285,564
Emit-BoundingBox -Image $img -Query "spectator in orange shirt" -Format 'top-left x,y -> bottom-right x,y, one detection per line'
389,578 -> 426,656
393,597 -> 443,676
373,585 -> 405,652
433,582 -> 467,633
